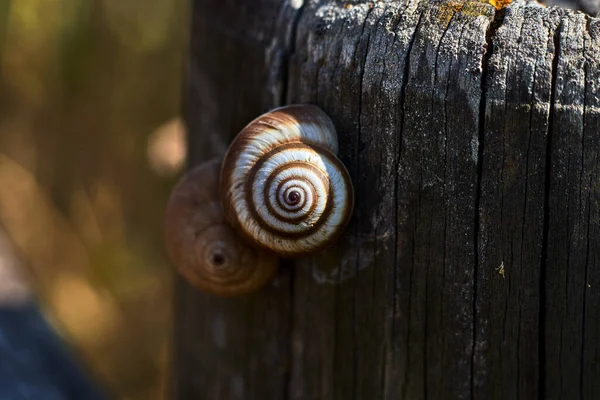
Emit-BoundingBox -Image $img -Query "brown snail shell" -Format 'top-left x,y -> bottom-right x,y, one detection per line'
164,158 -> 279,296
220,104 -> 354,257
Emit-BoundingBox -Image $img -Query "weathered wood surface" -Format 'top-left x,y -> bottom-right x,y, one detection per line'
176,0 -> 600,398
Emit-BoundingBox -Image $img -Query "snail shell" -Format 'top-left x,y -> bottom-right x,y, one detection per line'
164,159 -> 279,296
220,104 -> 354,257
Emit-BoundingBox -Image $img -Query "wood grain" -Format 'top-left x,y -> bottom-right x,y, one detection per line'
178,0 -> 600,398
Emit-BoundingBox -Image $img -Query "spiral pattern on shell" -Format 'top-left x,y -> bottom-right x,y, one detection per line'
164,159 -> 278,296
220,105 -> 354,257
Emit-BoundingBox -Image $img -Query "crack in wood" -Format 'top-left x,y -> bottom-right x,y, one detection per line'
540,16 -> 563,400
472,3 -> 505,397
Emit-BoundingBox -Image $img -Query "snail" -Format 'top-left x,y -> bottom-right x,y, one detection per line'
164,158 -> 279,296
220,104 -> 354,257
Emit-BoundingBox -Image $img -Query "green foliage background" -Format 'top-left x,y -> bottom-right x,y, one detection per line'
0,1 -> 189,398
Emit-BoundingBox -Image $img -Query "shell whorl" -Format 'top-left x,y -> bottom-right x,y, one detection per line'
220,104 -> 354,257
164,159 -> 278,296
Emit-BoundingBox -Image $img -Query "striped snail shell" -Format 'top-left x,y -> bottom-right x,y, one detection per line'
220,104 -> 354,257
164,158 -> 279,296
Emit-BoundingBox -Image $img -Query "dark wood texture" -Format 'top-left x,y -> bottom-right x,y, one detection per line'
177,0 -> 600,398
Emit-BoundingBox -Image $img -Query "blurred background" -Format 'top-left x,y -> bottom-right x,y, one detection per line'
0,0 -> 189,399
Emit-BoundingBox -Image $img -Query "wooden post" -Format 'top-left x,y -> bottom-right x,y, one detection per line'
175,0 -> 600,398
